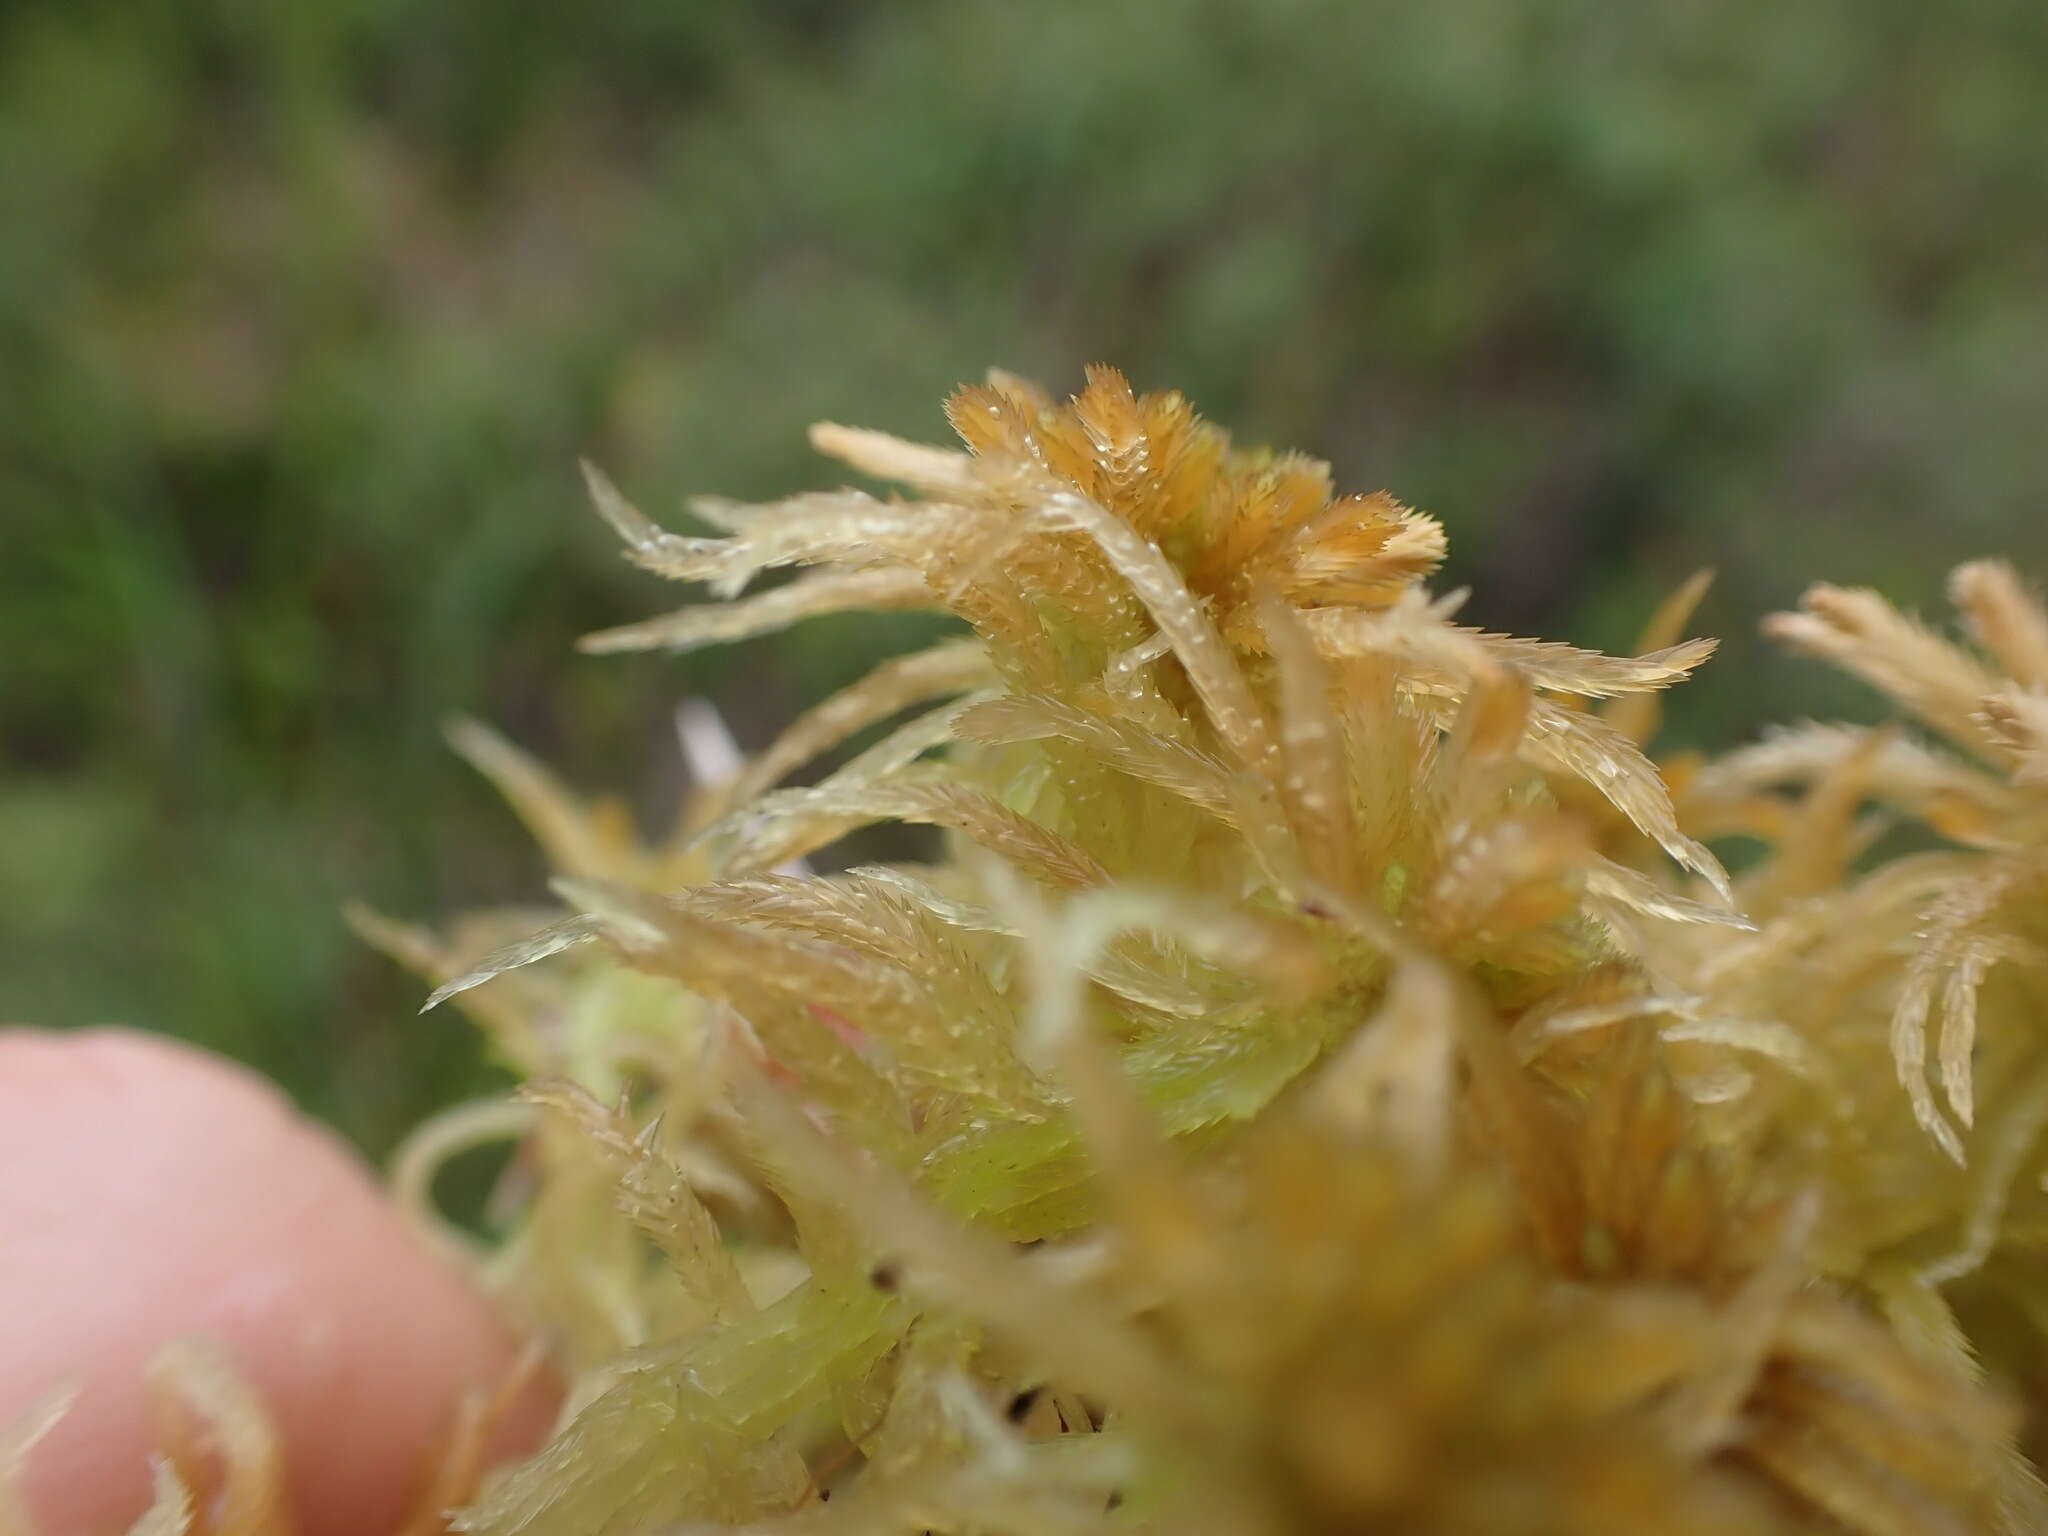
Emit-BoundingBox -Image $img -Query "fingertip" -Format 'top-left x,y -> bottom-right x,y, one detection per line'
0,1028 -> 557,1536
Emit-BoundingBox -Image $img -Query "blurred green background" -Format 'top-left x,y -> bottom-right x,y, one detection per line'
6,0 -> 2046,1153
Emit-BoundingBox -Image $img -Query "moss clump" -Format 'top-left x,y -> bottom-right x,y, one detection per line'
77,368 -> 2048,1533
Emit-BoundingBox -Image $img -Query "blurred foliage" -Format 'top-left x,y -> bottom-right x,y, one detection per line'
3,0 -> 2045,1151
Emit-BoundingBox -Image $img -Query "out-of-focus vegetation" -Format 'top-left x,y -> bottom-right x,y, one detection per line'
4,0 -> 2045,1151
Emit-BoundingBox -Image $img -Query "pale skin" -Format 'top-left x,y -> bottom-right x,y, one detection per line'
0,1028 -> 559,1536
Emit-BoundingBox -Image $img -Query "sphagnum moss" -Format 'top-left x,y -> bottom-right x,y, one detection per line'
20,367 -> 2048,1534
